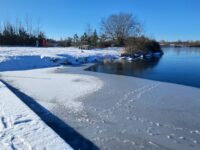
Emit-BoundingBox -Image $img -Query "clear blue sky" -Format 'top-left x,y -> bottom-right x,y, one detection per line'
0,0 -> 199,41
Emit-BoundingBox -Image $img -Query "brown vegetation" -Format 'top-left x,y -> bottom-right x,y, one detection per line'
124,36 -> 162,55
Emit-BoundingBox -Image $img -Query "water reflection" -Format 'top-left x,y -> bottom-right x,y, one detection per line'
88,58 -> 161,76
163,46 -> 200,56
86,47 -> 200,88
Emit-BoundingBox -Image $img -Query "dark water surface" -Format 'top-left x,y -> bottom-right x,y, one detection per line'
86,47 -> 200,88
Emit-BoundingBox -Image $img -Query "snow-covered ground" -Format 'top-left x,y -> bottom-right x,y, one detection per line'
0,47 -> 121,149
0,81 -> 72,150
0,47 -> 121,71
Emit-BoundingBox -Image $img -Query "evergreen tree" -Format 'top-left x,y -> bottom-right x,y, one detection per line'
73,34 -> 79,46
37,32 -> 46,46
0,32 -> 2,45
81,32 -> 89,45
18,26 -> 29,45
0,21 -> 46,46
66,37 -> 72,47
91,30 -> 98,47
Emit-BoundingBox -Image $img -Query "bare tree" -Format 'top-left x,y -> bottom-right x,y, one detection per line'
101,12 -> 142,45
0,21 -> 2,33
35,18 -> 42,37
25,15 -> 33,35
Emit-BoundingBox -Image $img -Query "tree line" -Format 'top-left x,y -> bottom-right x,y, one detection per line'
58,12 -> 143,48
58,12 -> 161,54
0,20 -> 47,46
0,12 -> 161,52
58,30 -> 99,48
160,40 -> 200,47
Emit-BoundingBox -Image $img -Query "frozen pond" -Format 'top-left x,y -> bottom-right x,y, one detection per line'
86,47 -> 200,88
2,65 -> 200,150
1,46 -> 200,150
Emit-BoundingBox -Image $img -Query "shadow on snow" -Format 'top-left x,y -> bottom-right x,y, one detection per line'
0,79 -> 99,150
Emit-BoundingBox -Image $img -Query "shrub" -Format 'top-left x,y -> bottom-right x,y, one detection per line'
124,36 -> 162,55
98,40 -> 115,48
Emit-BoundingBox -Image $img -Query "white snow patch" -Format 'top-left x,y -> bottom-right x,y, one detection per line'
0,81 -> 72,150
1,67 -> 103,112
0,47 -> 122,71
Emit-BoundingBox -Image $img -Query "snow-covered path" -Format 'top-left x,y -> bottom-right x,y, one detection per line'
0,81 -> 72,150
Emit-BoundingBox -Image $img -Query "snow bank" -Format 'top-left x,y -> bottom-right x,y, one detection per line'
0,47 -> 122,71
0,81 -> 72,150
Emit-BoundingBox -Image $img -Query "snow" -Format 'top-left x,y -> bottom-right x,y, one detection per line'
1,67 -> 103,112
0,47 -> 122,71
0,46 -> 119,149
0,81 -> 72,150
2,65 -> 200,150
1,46 -> 200,150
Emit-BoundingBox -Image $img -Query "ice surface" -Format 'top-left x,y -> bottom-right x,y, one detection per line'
1,67 -> 103,112
1,65 -> 200,150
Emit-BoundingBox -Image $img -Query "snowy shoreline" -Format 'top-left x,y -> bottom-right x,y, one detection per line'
0,81 -> 72,149
0,47 -> 120,149
0,47 -> 122,71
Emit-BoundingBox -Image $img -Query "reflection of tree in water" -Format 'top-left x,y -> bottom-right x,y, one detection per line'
122,58 -> 160,74
163,47 -> 200,56
87,57 -> 162,76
